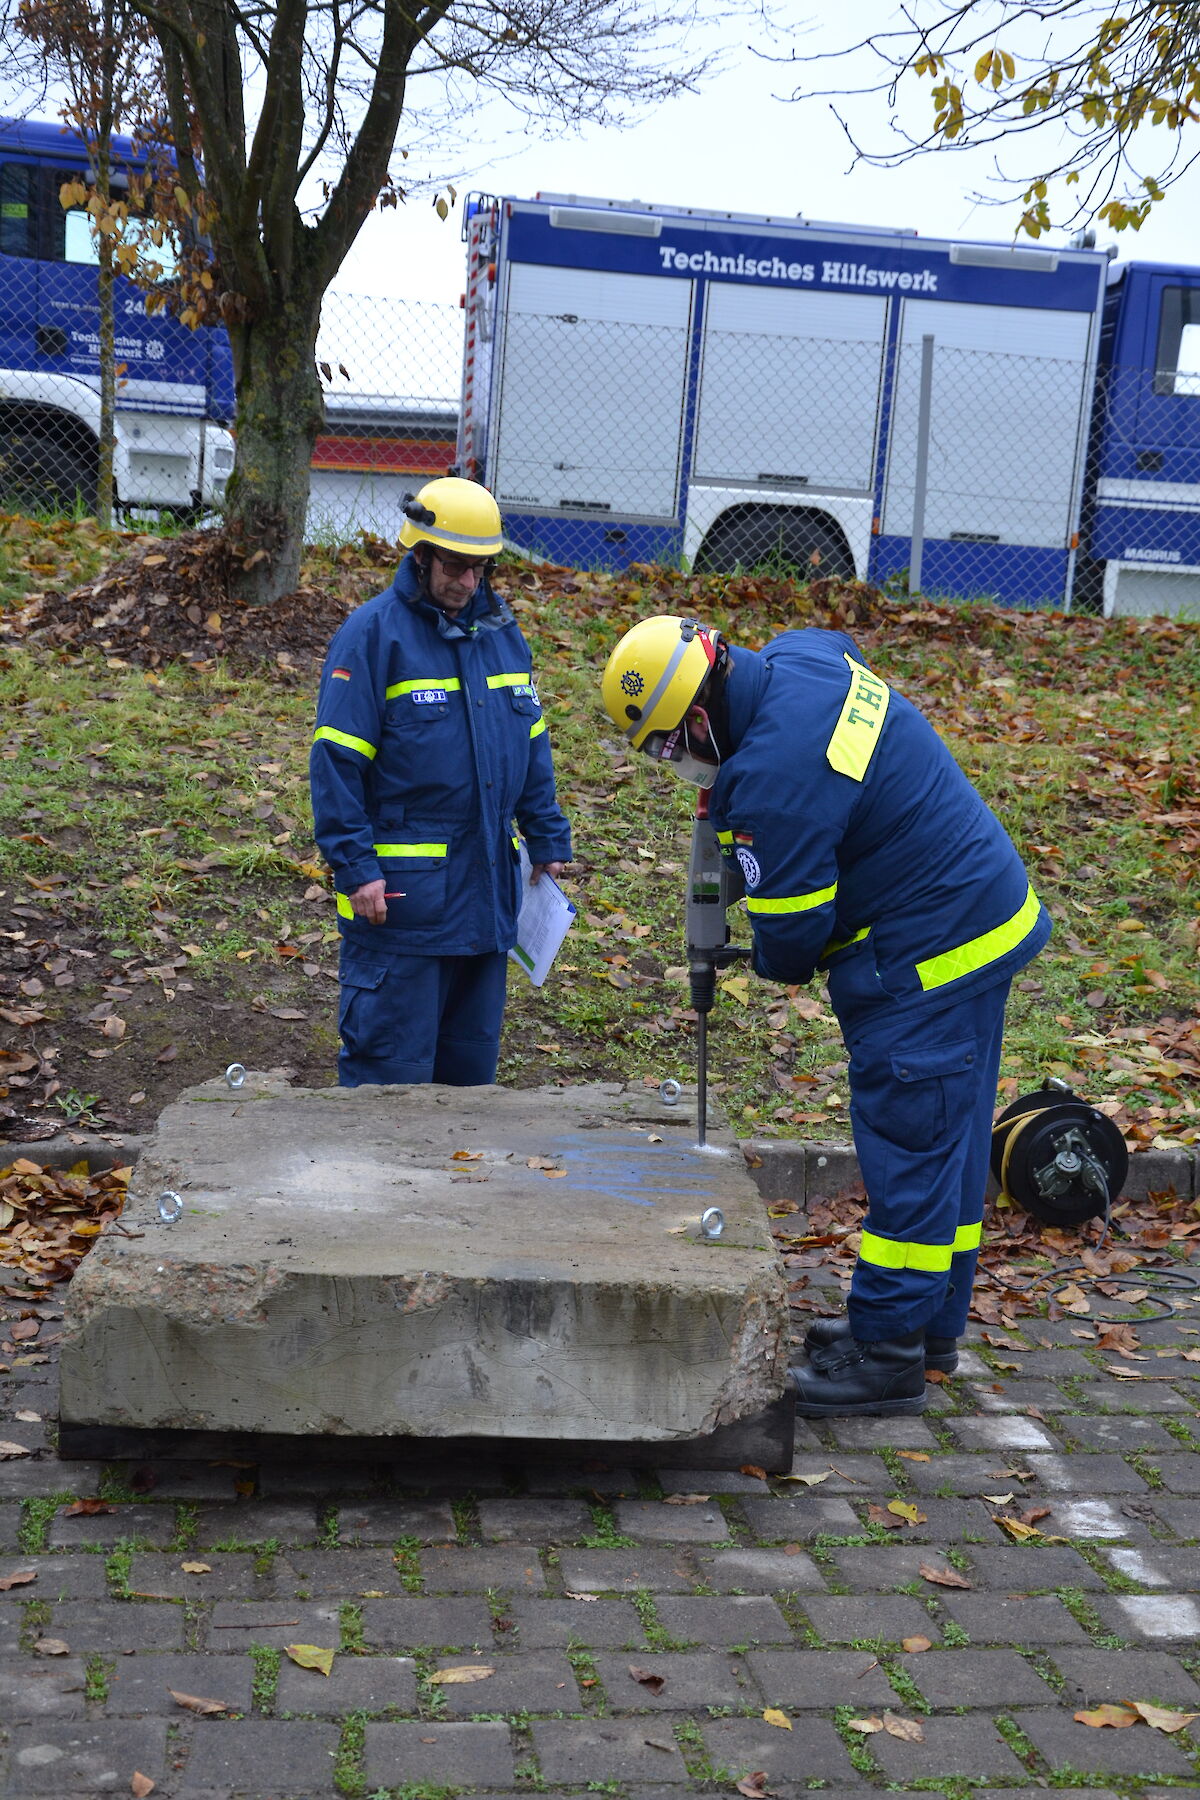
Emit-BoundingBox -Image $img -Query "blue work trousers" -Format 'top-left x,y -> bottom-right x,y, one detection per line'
828,953 -> 1010,1342
337,941 -> 509,1086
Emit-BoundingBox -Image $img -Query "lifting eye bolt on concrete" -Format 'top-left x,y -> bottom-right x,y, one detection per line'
659,1078 -> 681,1106
157,1190 -> 183,1225
225,1063 -> 247,1090
700,1206 -> 725,1240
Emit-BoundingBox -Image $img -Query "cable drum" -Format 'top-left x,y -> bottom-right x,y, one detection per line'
990,1080 -> 1129,1227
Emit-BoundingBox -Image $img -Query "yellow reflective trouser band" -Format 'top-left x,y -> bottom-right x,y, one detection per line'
716,830 -> 734,846
373,843 -> 448,857
826,654 -> 890,781
859,1230 -> 953,1273
313,726 -> 377,760
486,671 -> 531,689
336,893 -> 354,919
746,882 -> 837,915
529,718 -> 547,740
916,883 -> 1042,992
386,677 -> 462,697
859,1222 -> 982,1272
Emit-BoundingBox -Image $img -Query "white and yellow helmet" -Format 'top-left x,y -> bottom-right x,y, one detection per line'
399,477 -> 504,557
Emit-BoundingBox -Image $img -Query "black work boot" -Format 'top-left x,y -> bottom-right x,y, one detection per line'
790,1329 -> 927,1417
805,1314 -> 959,1376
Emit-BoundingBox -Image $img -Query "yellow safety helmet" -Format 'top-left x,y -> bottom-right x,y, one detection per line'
399,477 -> 504,557
601,615 -> 720,753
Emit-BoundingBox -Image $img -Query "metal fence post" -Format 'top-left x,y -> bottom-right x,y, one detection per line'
909,333 -> 935,596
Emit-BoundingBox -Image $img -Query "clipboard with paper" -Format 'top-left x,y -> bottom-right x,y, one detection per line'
509,842 -> 575,986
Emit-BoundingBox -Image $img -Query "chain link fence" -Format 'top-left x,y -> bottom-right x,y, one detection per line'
3,252 -> 1198,617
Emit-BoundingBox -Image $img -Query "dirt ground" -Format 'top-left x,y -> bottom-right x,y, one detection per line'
0,531 -> 372,1143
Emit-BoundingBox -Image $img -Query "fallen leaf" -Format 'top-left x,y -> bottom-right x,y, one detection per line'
740,1464 -> 767,1480
284,1644 -> 335,1677
846,1715 -> 883,1734
629,1664 -> 666,1694
0,1441 -> 31,1459
901,1635 -> 932,1653
33,1637 -> 70,1656
1056,1282 -> 1091,1315
883,1712 -> 924,1742
9,1320 -> 38,1341
180,1561 -> 212,1574
452,1149 -> 483,1161
736,1774 -> 779,1799
662,1493 -> 710,1505
130,1774 -> 156,1798
762,1707 -> 792,1730
867,1502 -> 906,1530
1075,1703 -> 1138,1728
981,1493 -> 1015,1506
168,1689 -> 230,1715
919,1562 -> 972,1589
896,1450 -> 930,1462
64,1498 -> 115,1516
13,1409 -> 40,1423
0,1569 -> 36,1590
1129,1700 -> 1200,1733
777,1470 -> 829,1487
887,1501 -> 926,1526
994,1515 -> 1042,1542
428,1664 -> 494,1685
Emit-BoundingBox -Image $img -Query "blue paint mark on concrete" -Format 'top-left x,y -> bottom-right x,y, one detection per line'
545,1133 -> 724,1209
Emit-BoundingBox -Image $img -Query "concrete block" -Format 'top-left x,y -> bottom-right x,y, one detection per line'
60,1077 -> 789,1451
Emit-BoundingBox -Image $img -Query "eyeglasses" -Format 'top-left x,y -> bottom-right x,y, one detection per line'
433,551 -> 488,582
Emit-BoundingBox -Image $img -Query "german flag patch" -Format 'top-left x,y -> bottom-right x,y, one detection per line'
734,830 -> 754,846
332,667 -> 351,681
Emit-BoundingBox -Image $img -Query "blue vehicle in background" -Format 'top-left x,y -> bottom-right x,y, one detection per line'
458,192 -> 1200,614
0,117 -> 234,515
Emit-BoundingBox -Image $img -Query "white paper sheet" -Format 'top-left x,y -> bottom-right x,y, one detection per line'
509,843 -> 576,987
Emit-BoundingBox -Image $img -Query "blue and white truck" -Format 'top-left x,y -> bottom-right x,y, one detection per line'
0,117 -> 235,514
456,192 -> 1200,615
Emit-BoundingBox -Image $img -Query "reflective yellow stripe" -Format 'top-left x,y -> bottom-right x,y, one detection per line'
336,892 -> 354,920
716,830 -> 734,846
529,717 -> 547,740
821,925 -> 871,960
486,671 -> 531,689
954,1221 -> 982,1253
373,843 -> 448,858
313,726 -> 377,760
386,677 -> 461,698
916,884 -> 1042,993
827,654 -> 890,781
859,1229 -> 953,1273
746,882 -> 837,916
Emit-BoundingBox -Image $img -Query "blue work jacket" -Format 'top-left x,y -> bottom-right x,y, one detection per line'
710,629 -> 1050,1015
310,553 -> 572,957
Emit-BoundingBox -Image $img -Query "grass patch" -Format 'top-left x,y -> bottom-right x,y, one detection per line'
250,1643 -> 281,1712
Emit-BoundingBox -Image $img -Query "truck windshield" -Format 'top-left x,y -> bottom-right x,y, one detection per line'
63,203 -> 181,283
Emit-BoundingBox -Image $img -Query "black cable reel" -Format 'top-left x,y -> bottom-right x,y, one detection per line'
990,1076 -> 1129,1227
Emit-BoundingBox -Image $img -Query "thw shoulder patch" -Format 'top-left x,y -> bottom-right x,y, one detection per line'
827,654 -> 890,782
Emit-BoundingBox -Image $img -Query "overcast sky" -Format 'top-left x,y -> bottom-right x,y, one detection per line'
331,3 -> 1200,304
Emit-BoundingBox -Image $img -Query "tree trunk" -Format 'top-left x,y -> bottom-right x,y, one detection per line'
222,297 -> 324,604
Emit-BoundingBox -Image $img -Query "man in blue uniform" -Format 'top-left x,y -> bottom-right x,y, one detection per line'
311,477 -> 572,1087
600,616 -> 1050,1417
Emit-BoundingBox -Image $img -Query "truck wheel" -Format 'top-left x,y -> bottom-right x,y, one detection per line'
0,435 -> 96,516
696,509 -> 854,579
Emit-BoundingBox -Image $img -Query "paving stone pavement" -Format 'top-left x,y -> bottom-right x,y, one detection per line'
6,1285 -> 1200,1799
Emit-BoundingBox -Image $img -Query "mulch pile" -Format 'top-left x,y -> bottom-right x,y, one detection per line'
0,529 -> 394,671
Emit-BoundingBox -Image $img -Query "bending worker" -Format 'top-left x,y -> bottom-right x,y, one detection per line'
311,477 -> 572,1086
601,616 -> 1049,1417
